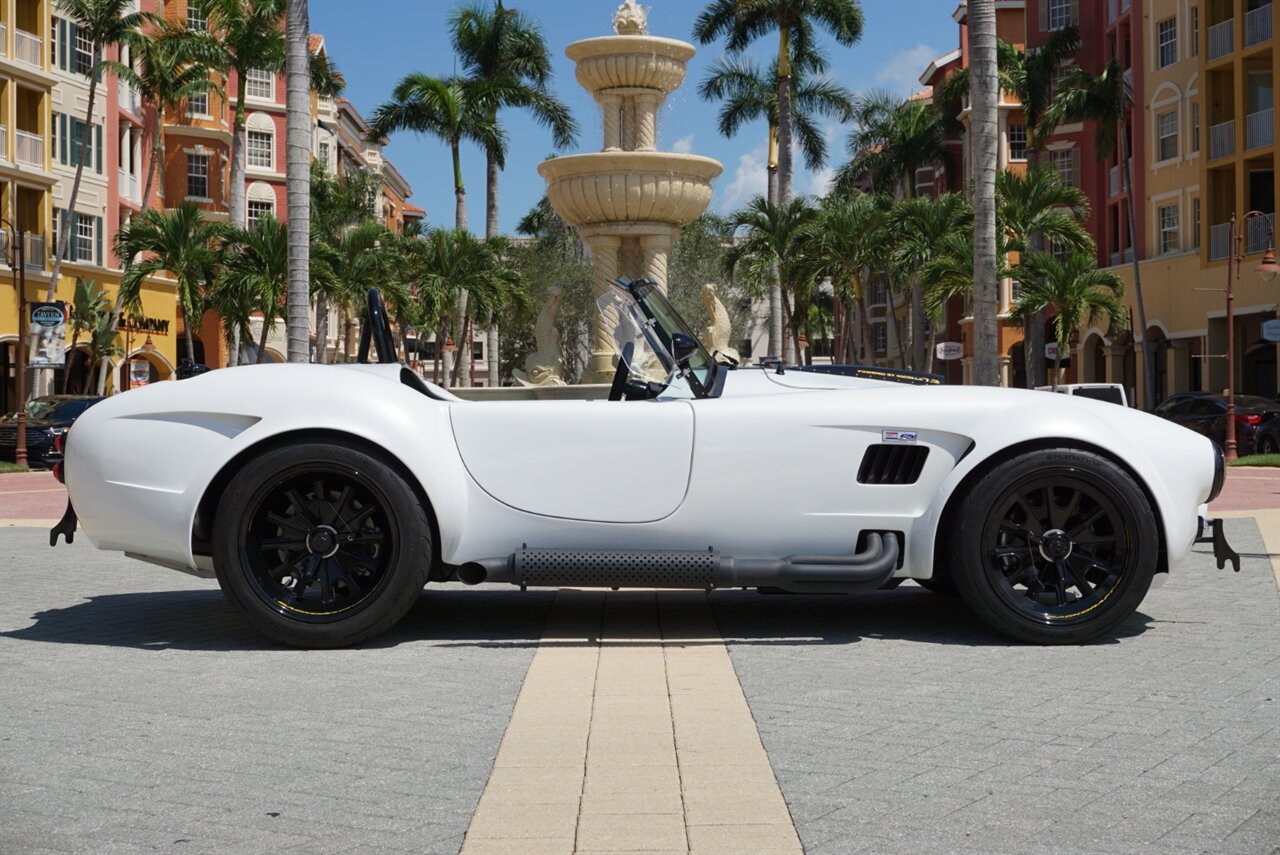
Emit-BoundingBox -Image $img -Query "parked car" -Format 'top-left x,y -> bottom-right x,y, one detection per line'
1154,391 -> 1210,418
1254,416 -> 1280,455
0,395 -> 104,468
1036,383 -> 1127,406
53,285 -> 1231,648
1154,393 -> 1280,456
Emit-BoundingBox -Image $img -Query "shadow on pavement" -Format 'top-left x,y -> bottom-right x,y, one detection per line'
1,584 -> 1152,651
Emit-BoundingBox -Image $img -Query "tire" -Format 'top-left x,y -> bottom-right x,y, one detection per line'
1258,434 -> 1279,455
914,572 -> 958,595
949,448 -> 1159,645
213,440 -> 432,648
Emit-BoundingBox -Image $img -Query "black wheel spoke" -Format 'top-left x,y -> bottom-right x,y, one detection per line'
992,544 -> 1033,558
339,548 -> 380,571
1067,508 -> 1106,539
1013,498 -> 1046,536
326,485 -> 354,527
1049,488 -> 1081,531
1065,555 -> 1095,597
262,537 -> 306,551
284,489 -> 319,526
266,511 -> 309,534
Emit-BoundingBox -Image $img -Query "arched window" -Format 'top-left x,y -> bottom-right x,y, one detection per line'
247,181 -> 276,228
246,112 -> 275,171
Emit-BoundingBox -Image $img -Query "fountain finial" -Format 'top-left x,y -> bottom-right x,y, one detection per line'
612,0 -> 647,35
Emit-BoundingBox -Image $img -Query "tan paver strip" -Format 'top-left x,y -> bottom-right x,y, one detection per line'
460,589 -> 802,855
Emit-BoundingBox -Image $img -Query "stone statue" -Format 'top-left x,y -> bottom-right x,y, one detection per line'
701,283 -> 739,363
513,286 -> 567,387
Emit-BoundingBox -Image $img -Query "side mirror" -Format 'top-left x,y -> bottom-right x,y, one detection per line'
671,332 -> 698,366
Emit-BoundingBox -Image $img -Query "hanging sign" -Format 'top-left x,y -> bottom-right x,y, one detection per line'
29,302 -> 68,369
935,341 -> 963,360
1263,319 -> 1280,342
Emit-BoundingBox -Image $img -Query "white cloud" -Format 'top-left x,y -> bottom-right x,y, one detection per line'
671,134 -> 695,154
717,142 -> 769,211
807,165 -> 836,196
874,43 -> 940,97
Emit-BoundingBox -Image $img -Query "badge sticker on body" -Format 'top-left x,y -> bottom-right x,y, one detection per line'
882,430 -> 918,443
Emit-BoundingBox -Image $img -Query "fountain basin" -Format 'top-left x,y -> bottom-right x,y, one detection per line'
538,152 -> 722,227
566,36 -> 695,94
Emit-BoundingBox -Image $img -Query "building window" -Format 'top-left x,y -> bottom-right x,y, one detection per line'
1157,17 -> 1178,68
1192,197 -> 1201,249
1047,0 -> 1072,30
74,26 -> 94,74
1008,124 -> 1027,161
187,4 -> 207,31
246,68 -> 274,100
247,130 -> 273,168
318,141 -> 330,164
1190,101 -> 1200,153
1158,204 -> 1179,254
1157,110 -> 1178,161
1191,8 -> 1199,57
75,214 -> 94,263
187,153 -> 209,198
247,199 -> 274,228
873,325 -> 887,355
1010,279 -> 1023,306
1049,149 -> 1077,187
1051,65 -> 1074,101
188,91 -> 208,116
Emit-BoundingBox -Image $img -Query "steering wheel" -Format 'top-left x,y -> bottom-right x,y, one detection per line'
608,342 -> 635,401
357,288 -> 398,364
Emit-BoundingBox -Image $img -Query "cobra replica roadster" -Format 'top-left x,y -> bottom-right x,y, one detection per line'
53,280 -> 1234,648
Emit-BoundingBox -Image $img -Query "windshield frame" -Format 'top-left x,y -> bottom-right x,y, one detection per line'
616,279 -> 719,398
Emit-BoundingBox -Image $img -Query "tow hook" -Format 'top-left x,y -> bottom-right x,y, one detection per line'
50,500 -> 77,547
1199,517 -> 1240,573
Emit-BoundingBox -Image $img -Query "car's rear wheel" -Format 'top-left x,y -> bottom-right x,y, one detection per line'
213,441 -> 431,648
1258,434 -> 1279,455
950,448 -> 1158,644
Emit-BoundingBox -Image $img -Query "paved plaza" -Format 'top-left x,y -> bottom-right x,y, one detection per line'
0,474 -> 1277,854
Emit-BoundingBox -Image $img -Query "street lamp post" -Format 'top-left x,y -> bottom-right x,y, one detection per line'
1,219 -> 29,468
1223,211 -> 1280,461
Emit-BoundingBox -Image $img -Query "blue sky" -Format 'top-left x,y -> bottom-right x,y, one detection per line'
311,0 -> 961,234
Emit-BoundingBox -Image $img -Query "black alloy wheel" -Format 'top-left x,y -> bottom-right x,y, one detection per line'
950,448 -> 1158,644
213,441 -> 432,647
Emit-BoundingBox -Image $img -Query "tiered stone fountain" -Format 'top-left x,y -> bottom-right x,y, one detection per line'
538,0 -> 722,382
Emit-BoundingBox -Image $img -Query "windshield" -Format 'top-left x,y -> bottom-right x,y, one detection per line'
15,397 -> 97,421
601,279 -> 717,396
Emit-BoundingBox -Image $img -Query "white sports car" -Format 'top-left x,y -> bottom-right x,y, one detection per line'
52,281 -> 1236,648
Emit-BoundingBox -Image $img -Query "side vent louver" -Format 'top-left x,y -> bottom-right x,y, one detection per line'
857,444 -> 929,485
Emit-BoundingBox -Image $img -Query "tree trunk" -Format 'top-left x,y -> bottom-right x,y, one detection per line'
230,75 -> 248,226
969,0 -> 1001,386
1023,148 -> 1045,388
185,323 -> 196,363
335,305 -> 346,362
893,294 -> 909,368
314,293 -> 329,364
1121,133 -> 1154,411
1052,349 -> 1063,391
766,128 -> 782,359
285,0 -> 312,362
782,291 -> 802,367
61,330 -> 81,394
485,146 -> 500,385
776,25 -> 793,205
257,314 -> 271,363
141,125 -> 162,214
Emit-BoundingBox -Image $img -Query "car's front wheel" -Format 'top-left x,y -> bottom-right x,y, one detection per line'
213,441 -> 432,648
949,448 -> 1159,644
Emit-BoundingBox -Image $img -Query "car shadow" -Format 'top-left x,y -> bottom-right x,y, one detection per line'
0,584 -> 1153,652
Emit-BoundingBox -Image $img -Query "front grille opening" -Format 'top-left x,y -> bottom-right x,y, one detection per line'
857,444 -> 929,485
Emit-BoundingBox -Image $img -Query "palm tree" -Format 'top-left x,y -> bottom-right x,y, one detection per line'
724,195 -> 818,362
284,0 -> 310,362
216,215 -> 288,363
48,0 -> 149,306
800,192 -> 892,364
997,166 -> 1093,257
116,204 -> 226,363
449,0 -> 576,383
699,49 -> 852,358
193,0 -> 285,228
1012,251 -> 1126,389
311,220 -> 394,362
62,277 -> 111,393
693,0 -> 863,207
969,0 -> 1000,386
84,308 -> 122,394
888,193 -> 973,372
1046,57 -> 1154,409
309,164 -> 379,364
837,91 -> 954,368
920,230 -> 1013,329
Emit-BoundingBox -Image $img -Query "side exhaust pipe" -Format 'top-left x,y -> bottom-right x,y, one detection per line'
457,533 -> 900,594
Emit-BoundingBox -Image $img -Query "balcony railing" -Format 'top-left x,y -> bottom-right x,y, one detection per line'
1246,107 -> 1274,149
15,129 -> 43,167
1108,0 -> 1117,23
14,27 -> 41,67
1245,3 -> 1272,48
0,23 -> 7,55
24,233 -> 46,271
1208,18 -> 1234,60
1210,120 -> 1236,160
1209,222 -> 1233,260
0,124 -> 6,160
1246,213 -> 1276,254
118,169 -> 140,203
1120,0 -> 1130,10
1110,165 -> 1120,197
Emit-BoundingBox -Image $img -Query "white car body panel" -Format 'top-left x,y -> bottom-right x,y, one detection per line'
64,359 -> 1219,585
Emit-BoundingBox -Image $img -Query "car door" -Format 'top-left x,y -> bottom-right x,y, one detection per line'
450,399 -> 694,523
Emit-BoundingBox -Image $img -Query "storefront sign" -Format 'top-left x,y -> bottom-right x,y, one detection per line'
1263,319 -> 1280,342
121,315 -> 171,335
29,302 -> 67,369
935,341 -> 963,361
1045,342 -> 1072,366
